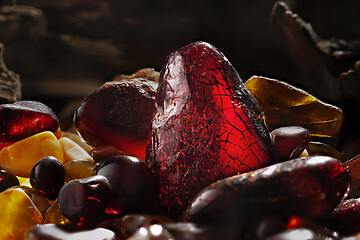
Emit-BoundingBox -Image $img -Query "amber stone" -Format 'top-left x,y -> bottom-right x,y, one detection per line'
327,198 -> 360,235
0,188 -> 43,239
0,168 -> 19,192
0,131 -> 64,177
271,126 -> 310,162
15,185 -> 51,217
184,156 -> 350,236
147,41 -> 275,217
64,159 -> 95,183
345,154 -> 360,197
98,214 -> 173,239
25,224 -> 116,240
0,100 -> 59,142
58,175 -> 111,227
74,78 -> 157,160
44,199 -> 70,225
93,155 -> 160,217
245,76 -> 343,139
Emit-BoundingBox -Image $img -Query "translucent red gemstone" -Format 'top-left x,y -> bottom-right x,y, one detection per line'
0,101 -> 59,142
147,41 -> 275,217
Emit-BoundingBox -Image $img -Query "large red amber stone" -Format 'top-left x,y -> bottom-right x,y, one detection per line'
147,41 -> 275,217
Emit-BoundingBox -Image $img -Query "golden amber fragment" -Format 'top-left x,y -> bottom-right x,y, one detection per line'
60,132 -> 92,153
44,199 -> 70,225
245,76 -> 343,139
0,131 -> 64,177
0,188 -> 43,239
59,137 -> 94,165
64,159 -> 96,183
13,186 -> 51,217
18,177 -> 31,187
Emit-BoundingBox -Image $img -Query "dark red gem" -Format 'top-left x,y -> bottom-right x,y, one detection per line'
74,79 -> 157,160
271,126 -> 310,162
147,41 -> 275,217
0,101 -> 59,142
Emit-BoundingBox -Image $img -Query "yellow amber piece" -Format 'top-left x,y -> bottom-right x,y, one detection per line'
18,177 -> 31,187
0,188 -> 43,239
65,159 -> 96,182
59,137 -> 94,165
44,199 -> 70,225
60,132 -> 92,153
0,131 -> 64,177
245,76 -> 343,139
11,186 -> 50,217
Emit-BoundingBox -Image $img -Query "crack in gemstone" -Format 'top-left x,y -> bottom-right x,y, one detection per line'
147,42 -> 275,217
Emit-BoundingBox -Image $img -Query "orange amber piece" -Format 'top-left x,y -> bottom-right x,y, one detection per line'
44,199 -> 70,225
245,76 -> 343,139
14,186 -> 51,217
0,131 -> 64,177
0,188 -> 43,239
59,137 -> 94,165
64,159 -> 96,182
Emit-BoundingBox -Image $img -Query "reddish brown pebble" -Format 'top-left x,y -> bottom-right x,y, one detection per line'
98,214 -> 173,239
184,156 -> 350,237
74,78 -> 157,160
271,126 -> 310,162
0,100 -> 59,142
327,198 -> 360,235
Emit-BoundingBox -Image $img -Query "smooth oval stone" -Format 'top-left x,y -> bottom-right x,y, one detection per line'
327,198 -> 360,235
25,224 -> 116,240
184,156 -> 350,237
98,214 -> 173,239
58,175 -> 111,227
0,100 -> 59,142
271,126 -> 310,162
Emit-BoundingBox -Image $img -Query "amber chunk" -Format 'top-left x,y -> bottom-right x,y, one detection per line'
245,76 -> 343,139
60,132 -> 92,153
148,41 -> 275,217
0,131 -> 64,177
64,159 -> 95,183
98,214 -> 173,239
344,154 -> 360,197
0,188 -> 43,239
14,185 -> 51,217
44,199 -> 70,225
327,198 -> 360,235
25,224 -> 116,240
74,78 -> 157,160
184,156 -> 350,237
59,137 -> 93,165
0,101 -> 59,142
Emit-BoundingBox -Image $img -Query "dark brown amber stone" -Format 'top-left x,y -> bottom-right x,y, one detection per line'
164,222 -> 239,240
58,175 -> 112,227
74,78 -> 157,160
0,168 -> 19,192
327,198 -> 360,235
0,101 -> 59,142
25,224 -> 116,240
98,214 -> 173,239
147,41 -> 275,217
184,156 -> 350,237
93,155 -> 160,217
245,76 -> 343,139
30,156 -> 65,200
271,126 -> 310,162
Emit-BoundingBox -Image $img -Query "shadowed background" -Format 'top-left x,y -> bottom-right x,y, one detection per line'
0,0 -> 359,112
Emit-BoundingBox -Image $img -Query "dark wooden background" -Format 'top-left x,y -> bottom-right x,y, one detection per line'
1,0 -> 359,112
